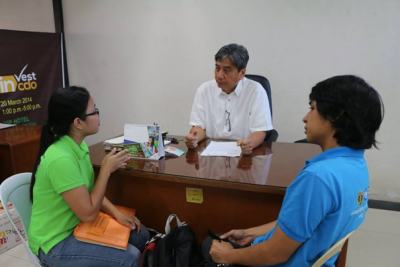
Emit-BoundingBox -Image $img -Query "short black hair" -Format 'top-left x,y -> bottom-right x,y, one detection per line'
215,44 -> 249,71
310,75 -> 384,149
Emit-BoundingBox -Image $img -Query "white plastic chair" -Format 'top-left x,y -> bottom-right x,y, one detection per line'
0,172 -> 42,266
312,231 -> 354,267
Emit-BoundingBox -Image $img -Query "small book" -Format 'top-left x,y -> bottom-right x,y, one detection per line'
74,206 -> 136,250
164,146 -> 185,157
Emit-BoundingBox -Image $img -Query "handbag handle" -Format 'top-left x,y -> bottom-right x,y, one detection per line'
165,214 -> 183,234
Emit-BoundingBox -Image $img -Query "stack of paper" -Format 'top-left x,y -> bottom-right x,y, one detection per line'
164,146 -> 185,157
103,136 -> 124,151
200,141 -> 242,157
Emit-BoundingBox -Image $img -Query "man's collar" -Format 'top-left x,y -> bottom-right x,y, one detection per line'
61,135 -> 89,159
217,78 -> 245,97
234,78 -> 244,96
306,146 -> 364,165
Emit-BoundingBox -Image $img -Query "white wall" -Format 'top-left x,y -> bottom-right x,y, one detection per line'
0,0 -> 54,32
62,0 -> 400,202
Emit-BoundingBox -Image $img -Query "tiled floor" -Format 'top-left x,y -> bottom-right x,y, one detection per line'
345,208 -> 400,267
0,242 -> 33,267
1,208 -> 399,266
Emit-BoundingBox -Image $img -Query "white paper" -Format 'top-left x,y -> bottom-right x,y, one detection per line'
124,124 -> 149,143
156,130 -> 165,158
164,140 -> 171,145
104,136 -> 124,145
0,123 -> 16,130
200,141 -> 242,157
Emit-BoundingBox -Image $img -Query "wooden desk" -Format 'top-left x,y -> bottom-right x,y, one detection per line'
89,139 -> 347,266
0,125 -> 41,182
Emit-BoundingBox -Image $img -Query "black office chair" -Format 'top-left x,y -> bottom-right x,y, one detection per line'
245,74 -> 278,142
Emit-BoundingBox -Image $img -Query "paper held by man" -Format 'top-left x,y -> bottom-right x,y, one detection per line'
200,141 -> 242,157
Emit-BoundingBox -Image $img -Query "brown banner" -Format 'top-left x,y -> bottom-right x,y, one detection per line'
0,29 -> 63,126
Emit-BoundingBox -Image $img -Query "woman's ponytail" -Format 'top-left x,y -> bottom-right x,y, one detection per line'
30,86 -> 90,202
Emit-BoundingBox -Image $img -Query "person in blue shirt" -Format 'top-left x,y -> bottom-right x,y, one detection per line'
204,75 -> 384,266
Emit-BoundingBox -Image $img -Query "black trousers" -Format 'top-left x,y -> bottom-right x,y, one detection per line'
201,236 -> 250,267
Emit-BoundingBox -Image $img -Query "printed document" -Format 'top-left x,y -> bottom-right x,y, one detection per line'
200,141 -> 242,157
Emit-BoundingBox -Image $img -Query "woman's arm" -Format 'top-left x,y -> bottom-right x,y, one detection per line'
101,196 -> 122,218
62,149 -> 130,222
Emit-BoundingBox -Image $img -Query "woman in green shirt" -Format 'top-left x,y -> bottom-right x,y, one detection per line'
29,86 -> 149,267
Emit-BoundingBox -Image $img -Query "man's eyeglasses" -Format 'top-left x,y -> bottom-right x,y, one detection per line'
225,110 -> 231,132
84,108 -> 100,117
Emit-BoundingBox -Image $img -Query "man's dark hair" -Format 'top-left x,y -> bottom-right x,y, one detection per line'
215,44 -> 249,71
310,75 -> 384,149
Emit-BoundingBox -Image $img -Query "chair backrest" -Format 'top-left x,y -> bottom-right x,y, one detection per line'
0,172 -> 42,266
245,74 -> 278,142
245,74 -> 273,118
312,231 -> 354,267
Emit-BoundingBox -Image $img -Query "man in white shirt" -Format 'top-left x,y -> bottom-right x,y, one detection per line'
185,44 -> 273,155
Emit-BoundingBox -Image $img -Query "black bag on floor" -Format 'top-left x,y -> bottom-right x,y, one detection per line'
141,232 -> 165,267
153,214 -> 204,267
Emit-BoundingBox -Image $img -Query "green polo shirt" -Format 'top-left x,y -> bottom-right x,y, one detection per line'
29,135 -> 94,255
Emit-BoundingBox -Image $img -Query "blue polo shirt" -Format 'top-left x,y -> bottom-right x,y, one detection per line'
253,146 -> 369,266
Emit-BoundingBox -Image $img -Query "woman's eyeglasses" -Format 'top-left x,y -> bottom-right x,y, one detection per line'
84,108 -> 100,117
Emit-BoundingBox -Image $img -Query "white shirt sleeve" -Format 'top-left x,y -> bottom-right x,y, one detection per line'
189,85 -> 207,129
249,85 -> 274,133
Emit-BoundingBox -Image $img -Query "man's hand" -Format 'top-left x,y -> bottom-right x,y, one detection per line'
220,229 -> 254,246
185,149 -> 199,170
237,155 -> 253,171
185,131 -> 199,149
237,139 -> 253,155
210,240 -> 234,264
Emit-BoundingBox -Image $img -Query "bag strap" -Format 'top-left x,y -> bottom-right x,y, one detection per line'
145,233 -> 166,245
165,214 -> 183,234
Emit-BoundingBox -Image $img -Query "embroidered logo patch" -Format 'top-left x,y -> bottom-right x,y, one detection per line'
364,187 -> 369,201
357,191 -> 364,206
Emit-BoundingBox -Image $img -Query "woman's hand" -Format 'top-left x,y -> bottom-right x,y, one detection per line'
115,212 -> 142,234
101,148 -> 131,174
